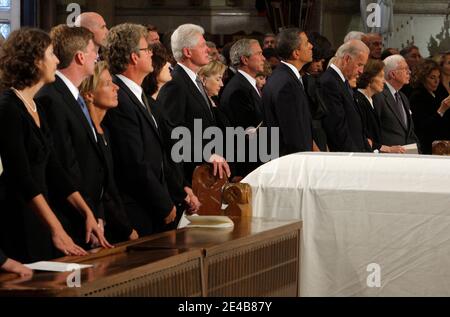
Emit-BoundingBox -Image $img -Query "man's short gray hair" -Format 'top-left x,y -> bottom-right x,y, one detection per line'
230,38 -> 259,67
383,54 -> 406,79
171,23 -> 204,62
335,39 -> 369,59
343,31 -> 365,43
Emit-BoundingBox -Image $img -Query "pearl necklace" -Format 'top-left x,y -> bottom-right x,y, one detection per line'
12,88 -> 37,113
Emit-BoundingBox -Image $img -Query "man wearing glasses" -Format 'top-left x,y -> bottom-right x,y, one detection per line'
103,23 -> 177,235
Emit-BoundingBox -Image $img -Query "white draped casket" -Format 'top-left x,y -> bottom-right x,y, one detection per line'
243,152 -> 450,296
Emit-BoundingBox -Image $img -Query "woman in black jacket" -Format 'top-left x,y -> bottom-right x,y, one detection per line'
355,59 -> 406,153
80,61 -> 139,243
410,59 -> 450,154
0,28 -> 109,263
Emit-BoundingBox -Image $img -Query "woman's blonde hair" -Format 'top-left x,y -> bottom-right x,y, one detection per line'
198,61 -> 227,78
79,61 -> 110,97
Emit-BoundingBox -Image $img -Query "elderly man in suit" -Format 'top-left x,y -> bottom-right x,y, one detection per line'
262,28 -> 317,157
373,54 -> 419,149
320,40 -> 371,152
220,38 -> 265,176
103,23 -> 176,235
158,24 -> 230,183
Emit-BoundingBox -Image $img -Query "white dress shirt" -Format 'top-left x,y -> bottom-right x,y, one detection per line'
238,69 -> 261,96
280,60 -> 304,86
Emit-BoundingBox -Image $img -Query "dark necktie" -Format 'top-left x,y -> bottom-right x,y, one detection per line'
195,75 -> 214,118
394,92 -> 408,127
77,95 -> 97,142
345,80 -> 354,97
141,92 -> 158,129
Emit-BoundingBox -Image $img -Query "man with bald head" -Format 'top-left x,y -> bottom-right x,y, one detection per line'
320,39 -> 371,152
76,12 -> 108,48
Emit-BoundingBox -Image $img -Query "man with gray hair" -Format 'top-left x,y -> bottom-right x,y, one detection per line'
158,24 -> 230,183
103,23 -> 177,235
343,31 -> 366,43
75,12 -> 108,48
262,28 -> 317,156
220,38 -> 265,176
373,54 -> 419,148
320,39 -> 371,152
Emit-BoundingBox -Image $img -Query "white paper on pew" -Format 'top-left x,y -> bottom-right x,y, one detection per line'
177,211 -> 191,229
25,261 -> 93,272
404,143 -> 418,154
185,215 -> 234,228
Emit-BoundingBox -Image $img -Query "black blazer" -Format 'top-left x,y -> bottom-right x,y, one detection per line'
410,85 -> 450,154
262,63 -> 313,156
103,75 -> 173,236
36,76 -> 106,223
220,72 -> 262,129
0,90 -> 76,262
319,67 -> 370,152
157,64 -> 216,183
96,128 -> 133,242
373,85 -> 419,148
220,71 -> 263,176
354,90 -> 382,151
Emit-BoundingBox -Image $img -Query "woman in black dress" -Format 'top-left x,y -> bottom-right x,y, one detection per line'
0,28 -> 109,263
410,59 -> 450,154
355,59 -> 406,153
80,61 -> 138,243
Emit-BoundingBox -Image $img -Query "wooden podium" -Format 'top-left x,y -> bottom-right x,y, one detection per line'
192,164 -> 252,217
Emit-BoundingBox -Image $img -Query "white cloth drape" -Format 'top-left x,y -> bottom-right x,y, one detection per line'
244,152 -> 450,296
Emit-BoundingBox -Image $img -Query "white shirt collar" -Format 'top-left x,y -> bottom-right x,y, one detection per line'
281,61 -> 301,80
238,69 -> 260,95
116,74 -> 144,106
329,63 -> 346,83
56,71 -> 79,100
177,62 -> 198,86
385,81 -> 398,99
357,88 -> 374,109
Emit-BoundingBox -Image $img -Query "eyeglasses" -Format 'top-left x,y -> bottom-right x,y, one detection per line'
138,47 -> 152,54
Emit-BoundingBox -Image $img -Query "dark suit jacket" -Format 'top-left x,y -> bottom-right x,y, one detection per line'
157,64 -> 216,183
220,71 -> 263,176
354,90 -> 382,151
319,67 -> 370,152
103,75 -> 173,236
262,63 -> 313,156
96,128 -> 133,242
373,85 -> 419,148
36,76 -> 106,244
0,248 -> 6,267
409,85 -> 450,154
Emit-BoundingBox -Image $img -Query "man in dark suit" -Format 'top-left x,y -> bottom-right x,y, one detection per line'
36,25 -> 109,247
262,28 -> 316,157
103,23 -> 176,235
158,24 -> 230,183
373,54 -> 419,148
320,39 -> 371,152
220,38 -> 265,176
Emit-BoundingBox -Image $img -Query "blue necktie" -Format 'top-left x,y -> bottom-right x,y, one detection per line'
77,95 -> 97,142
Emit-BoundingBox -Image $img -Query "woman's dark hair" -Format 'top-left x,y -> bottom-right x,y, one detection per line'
0,28 -> 51,90
357,59 -> 385,89
410,59 -> 440,88
143,42 -> 170,96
